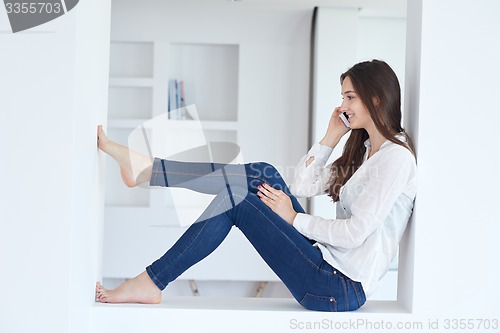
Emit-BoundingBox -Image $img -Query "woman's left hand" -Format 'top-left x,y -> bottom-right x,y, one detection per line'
257,183 -> 297,225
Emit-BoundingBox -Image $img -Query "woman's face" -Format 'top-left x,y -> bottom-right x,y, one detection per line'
340,76 -> 374,131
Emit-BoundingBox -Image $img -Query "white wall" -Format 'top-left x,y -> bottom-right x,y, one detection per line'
0,1 -> 111,332
407,0 -> 500,320
69,1 -> 112,332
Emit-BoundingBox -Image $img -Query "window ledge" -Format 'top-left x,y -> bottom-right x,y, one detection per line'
90,296 -> 411,333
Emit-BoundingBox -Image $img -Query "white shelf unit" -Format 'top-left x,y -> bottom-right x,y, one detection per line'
104,41 -> 278,282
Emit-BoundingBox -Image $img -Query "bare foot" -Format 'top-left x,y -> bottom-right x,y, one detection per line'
95,271 -> 162,304
97,125 -> 153,187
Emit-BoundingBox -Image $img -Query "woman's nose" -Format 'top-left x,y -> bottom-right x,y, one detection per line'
340,99 -> 348,110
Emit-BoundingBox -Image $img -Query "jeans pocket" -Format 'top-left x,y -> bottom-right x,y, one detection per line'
299,293 -> 337,312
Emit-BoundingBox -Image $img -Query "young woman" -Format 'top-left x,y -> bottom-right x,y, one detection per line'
96,59 -> 417,312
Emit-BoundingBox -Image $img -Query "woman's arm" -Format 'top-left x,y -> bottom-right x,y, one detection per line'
290,107 -> 349,197
293,147 -> 416,248
289,143 -> 335,197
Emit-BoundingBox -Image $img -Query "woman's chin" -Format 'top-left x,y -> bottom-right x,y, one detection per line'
348,121 -> 366,130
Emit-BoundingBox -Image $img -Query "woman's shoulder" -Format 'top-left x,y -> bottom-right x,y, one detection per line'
380,140 -> 417,168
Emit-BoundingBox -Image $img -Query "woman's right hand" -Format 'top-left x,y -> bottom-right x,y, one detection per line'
320,107 -> 351,148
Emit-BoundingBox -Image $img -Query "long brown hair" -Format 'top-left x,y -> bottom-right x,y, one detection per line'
327,60 -> 415,202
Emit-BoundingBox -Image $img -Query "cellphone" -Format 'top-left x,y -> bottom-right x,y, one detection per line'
339,112 -> 350,128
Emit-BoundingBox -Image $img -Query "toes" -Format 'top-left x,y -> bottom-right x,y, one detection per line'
95,283 -> 109,303
96,292 -> 106,303
95,282 -> 109,303
97,126 -> 106,139
98,125 -> 105,136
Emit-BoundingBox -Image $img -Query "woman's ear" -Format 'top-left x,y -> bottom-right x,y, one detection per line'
372,96 -> 380,106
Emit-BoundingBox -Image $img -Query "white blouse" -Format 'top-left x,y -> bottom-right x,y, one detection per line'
290,138 -> 417,297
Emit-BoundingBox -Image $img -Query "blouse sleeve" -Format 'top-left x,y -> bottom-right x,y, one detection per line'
288,143 -> 334,198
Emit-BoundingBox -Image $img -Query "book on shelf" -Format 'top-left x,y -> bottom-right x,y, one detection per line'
168,79 -> 193,120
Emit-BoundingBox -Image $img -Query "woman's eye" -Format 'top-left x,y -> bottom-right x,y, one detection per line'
347,96 -> 354,100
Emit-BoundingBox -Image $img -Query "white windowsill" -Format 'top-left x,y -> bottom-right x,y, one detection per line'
92,296 -> 409,313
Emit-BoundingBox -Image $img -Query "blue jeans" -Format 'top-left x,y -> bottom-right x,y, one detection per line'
146,158 -> 366,312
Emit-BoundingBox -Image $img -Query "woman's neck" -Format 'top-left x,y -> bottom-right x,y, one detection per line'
366,126 -> 386,158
